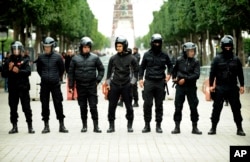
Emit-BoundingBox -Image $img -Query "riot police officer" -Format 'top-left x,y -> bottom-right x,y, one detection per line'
139,33 -> 173,133
105,36 -> 139,133
36,37 -> 68,133
68,37 -> 104,133
2,41 -> 35,134
208,35 -> 245,136
132,47 -> 141,107
171,42 -> 202,135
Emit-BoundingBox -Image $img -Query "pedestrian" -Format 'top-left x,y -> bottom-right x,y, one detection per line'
36,36 -> 68,133
105,36 -> 139,133
2,41 -> 35,134
64,49 -> 74,75
139,33 -> 173,133
171,42 -> 202,135
68,37 -> 104,133
132,47 -> 141,107
208,35 -> 245,136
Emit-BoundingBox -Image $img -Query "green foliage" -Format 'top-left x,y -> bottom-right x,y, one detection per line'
0,38 -> 14,53
1,0 -> 109,52
243,38 -> 250,55
136,0 -> 250,65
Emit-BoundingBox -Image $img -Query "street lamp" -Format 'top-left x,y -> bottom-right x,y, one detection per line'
0,25 -> 8,67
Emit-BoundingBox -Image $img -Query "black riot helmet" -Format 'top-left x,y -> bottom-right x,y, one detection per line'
42,37 -> 56,50
220,35 -> 234,52
11,41 -> 24,55
115,36 -> 128,51
79,36 -> 93,52
182,42 -> 196,58
150,33 -> 163,52
150,33 -> 162,46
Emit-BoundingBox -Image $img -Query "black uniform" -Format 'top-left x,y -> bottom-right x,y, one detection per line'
209,52 -> 244,130
106,52 -> 139,122
2,55 -> 33,127
171,42 -> 202,134
139,49 -> 173,124
68,53 -> 104,121
36,52 -> 65,122
172,55 -> 200,123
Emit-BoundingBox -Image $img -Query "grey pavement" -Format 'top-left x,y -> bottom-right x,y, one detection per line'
0,81 -> 250,162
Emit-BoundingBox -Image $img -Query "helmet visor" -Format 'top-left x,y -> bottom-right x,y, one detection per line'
43,43 -> 52,47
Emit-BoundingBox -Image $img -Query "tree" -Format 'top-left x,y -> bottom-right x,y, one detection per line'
0,0 -> 109,56
137,0 -> 250,66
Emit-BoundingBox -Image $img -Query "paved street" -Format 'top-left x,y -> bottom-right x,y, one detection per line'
0,81 -> 249,162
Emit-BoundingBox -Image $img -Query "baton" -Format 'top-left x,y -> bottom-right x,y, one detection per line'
165,82 -> 169,95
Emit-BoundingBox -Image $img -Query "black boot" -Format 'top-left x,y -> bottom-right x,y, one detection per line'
156,122 -> 163,133
133,101 -> 139,107
142,122 -> 151,133
192,122 -> 202,135
42,121 -> 50,134
208,123 -> 217,135
171,122 -> 180,134
127,120 -> 133,133
28,123 -> 35,134
93,120 -> 102,133
59,119 -> 69,133
81,120 -> 87,133
236,123 -> 246,136
107,121 -> 115,133
9,123 -> 18,134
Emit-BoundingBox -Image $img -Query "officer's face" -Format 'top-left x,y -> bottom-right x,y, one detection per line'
13,49 -> 20,56
187,49 -> 195,58
44,46 -> 52,54
153,42 -> 160,46
224,46 -> 232,51
116,44 -> 123,53
82,45 -> 90,54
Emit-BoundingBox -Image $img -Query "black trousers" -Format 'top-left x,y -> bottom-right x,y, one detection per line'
8,88 -> 32,124
132,83 -> 139,102
76,83 -> 99,121
210,85 -> 243,125
40,82 -> 65,121
108,82 -> 134,121
173,85 -> 199,122
143,79 -> 165,123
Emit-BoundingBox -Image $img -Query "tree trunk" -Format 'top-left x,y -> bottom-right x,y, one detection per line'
208,34 -> 214,64
233,28 -> 245,66
34,27 -> 42,58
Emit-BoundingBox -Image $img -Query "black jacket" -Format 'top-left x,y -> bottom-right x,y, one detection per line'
133,52 -> 141,64
68,53 -> 104,88
2,54 -> 31,90
106,52 -> 139,86
209,52 -> 244,87
139,49 -> 173,81
172,55 -> 200,87
36,52 -> 65,84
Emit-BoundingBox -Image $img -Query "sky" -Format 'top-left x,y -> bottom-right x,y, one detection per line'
87,0 -> 164,38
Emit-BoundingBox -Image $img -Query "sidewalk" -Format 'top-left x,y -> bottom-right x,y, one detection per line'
0,82 -> 249,162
